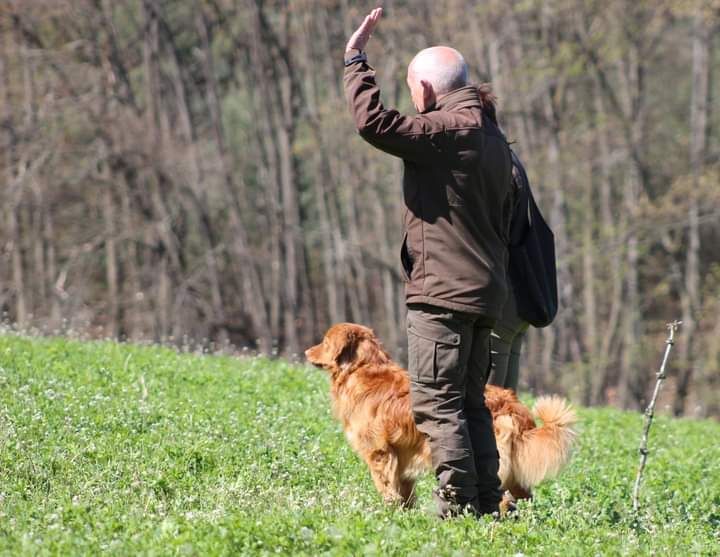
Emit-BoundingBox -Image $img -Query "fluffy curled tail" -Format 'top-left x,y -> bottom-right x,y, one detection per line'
512,396 -> 578,490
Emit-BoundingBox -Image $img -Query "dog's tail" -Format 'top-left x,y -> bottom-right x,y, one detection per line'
512,396 -> 578,490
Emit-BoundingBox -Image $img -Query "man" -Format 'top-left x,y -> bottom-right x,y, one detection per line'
488,150 -> 532,392
343,8 -> 513,518
488,289 -> 529,391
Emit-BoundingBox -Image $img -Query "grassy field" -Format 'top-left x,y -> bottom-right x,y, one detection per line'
0,334 -> 718,556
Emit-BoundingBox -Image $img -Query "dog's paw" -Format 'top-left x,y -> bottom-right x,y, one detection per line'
498,491 -> 519,519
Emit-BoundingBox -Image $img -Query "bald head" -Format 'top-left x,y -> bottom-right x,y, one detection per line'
408,46 -> 468,97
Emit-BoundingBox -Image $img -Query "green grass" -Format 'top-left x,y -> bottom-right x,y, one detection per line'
0,334 -> 718,556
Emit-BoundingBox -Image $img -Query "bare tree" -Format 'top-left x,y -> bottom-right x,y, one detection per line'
674,10 -> 712,415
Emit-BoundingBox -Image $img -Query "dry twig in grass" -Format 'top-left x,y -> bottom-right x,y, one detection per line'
632,320 -> 682,513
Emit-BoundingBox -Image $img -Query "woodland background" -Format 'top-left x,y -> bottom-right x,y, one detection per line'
1,0 -> 718,416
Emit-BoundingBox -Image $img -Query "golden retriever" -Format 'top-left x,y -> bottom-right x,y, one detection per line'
305,322 -> 577,509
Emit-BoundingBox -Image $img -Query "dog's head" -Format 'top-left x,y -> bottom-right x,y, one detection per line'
305,323 -> 390,376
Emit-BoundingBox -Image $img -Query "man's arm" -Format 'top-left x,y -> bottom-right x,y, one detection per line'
343,8 -> 439,163
344,63 -> 438,163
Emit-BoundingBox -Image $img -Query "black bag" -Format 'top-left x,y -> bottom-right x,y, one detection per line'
507,150 -> 558,327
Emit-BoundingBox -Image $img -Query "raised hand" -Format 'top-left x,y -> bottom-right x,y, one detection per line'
345,7 -> 382,53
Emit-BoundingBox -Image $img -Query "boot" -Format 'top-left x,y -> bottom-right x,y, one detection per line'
433,485 -> 497,520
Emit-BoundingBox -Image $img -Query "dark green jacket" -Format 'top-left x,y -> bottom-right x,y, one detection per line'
344,60 -> 513,318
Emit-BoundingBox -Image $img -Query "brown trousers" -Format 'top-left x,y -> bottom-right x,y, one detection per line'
406,303 -> 502,516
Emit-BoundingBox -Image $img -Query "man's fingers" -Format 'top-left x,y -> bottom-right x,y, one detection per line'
354,16 -> 371,38
369,7 -> 382,30
361,7 -> 382,35
346,7 -> 382,51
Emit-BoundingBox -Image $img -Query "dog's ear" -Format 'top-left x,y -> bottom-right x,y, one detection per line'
331,328 -> 359,370
325,327 -> 364,371
333,327 -> 390,370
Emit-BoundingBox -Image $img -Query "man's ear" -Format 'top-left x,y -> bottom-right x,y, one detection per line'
420,79 -> 435,111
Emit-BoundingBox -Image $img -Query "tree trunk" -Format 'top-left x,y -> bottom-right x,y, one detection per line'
593,76 -> 624,405
616,40 -> 646,410
9,205 -> 27,327
539,8 -> 567,392
2,22 -> 27,327
44,208 -> 61,328
674,12 -> 710,416
582,147 -> 598,406
103,181 -> 120,338
120,179 -> 141,340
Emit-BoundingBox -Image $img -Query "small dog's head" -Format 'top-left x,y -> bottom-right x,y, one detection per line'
305,323 -> 390,376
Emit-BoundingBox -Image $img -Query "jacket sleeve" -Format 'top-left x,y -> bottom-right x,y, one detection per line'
344,60 -> 440,164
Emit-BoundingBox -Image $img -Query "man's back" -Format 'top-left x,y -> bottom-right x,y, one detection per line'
344,65 -> 513,318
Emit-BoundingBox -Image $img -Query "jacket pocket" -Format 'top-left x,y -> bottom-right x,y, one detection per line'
407,316 -> 461,384
400,233 -> 413,283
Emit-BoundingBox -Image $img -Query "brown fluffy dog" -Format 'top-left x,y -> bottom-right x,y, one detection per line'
306,323 -> 577,508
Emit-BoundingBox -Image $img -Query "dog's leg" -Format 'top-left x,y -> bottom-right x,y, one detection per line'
499,490 -> 517,515
398,478 -> 417,508
367,448 -> 403,504
508,483 -> 533,501
493,415 -> 514,490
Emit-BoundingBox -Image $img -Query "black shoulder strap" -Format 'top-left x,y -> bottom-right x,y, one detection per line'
508,149 -> 531,246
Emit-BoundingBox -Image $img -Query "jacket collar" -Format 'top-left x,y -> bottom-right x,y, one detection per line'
433,85 -> 483,112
